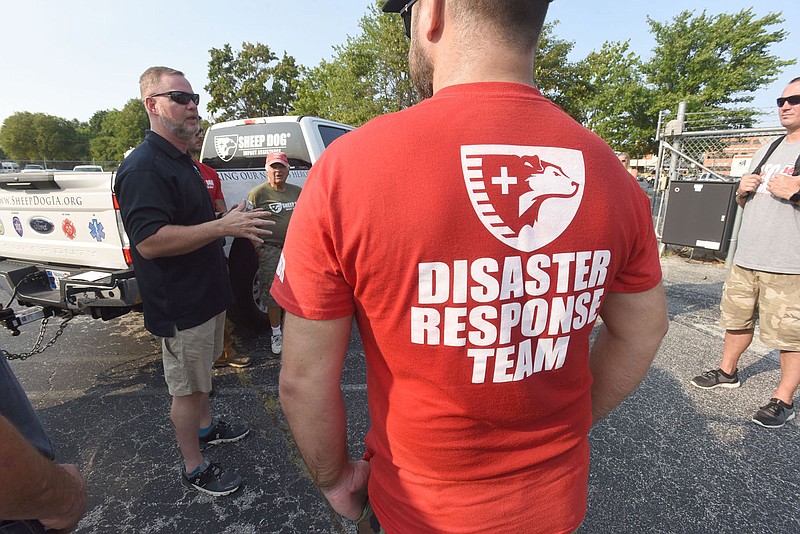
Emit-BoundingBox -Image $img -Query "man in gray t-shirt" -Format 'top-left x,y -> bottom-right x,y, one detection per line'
691,77 -> 800,429
0,355 -> 87,531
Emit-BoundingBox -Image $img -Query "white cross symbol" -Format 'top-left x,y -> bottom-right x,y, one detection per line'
492,166 -> 517,194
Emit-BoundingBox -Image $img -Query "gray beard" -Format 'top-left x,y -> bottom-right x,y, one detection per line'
159,114 -> 198,141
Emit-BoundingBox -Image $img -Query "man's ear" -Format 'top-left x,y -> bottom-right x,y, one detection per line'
421,0 -> 445,41
143,96 -> 158,115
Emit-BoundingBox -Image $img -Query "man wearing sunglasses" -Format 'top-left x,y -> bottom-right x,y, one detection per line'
115,66 -> 274,496
276,1 -> 668,532
691,77 -> 800,429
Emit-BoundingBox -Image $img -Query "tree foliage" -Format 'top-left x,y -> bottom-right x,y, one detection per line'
535,21 -> 590,123
0,112 -> 87,161
293,1 -> 414,126
643,9 -> 794,115
576,9 -> 793,155
581,41 -> 656,156
205,42 -> 300,121
88,99 -> 149,161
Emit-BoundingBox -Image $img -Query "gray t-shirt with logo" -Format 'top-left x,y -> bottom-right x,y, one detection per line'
734,137 -> 800,274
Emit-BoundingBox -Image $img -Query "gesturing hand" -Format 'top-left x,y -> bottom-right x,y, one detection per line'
220,201 -> 276,245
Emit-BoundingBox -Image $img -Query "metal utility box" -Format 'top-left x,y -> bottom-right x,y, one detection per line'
661,180 -> 738,252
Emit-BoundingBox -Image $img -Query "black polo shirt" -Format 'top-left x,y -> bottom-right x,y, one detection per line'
115,131 -> 233,337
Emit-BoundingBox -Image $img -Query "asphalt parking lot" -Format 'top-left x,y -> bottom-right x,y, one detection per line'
4,254 -> 800,533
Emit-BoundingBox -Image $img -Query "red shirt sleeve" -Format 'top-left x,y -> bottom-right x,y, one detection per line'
270,158 -> 356,320
609,188 -> 662,293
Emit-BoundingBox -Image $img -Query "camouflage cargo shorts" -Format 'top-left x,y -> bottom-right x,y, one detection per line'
355,500 -> 385,534
257,245 -> 282,307
720,264 -> 800,351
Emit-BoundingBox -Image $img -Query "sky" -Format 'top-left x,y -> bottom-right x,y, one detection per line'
0,0 -> 797,130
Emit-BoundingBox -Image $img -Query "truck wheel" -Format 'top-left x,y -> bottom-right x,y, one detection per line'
227,238 -> 269,332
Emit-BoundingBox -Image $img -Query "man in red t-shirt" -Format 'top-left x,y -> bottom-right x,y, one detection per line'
189,125 -> 252,369
275,1 -> 668,532
191,126 -> 227,215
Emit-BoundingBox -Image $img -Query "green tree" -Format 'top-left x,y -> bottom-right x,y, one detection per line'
89,98 -> 149,161
0,112 -> 86,161
581,41 -> 656,156
644,9 -> 794,117
535,21 -> 590,123
85,109 -> 109,136
0,144 -> 7,160
205,42 -> 300,121
294,1 -> 414,126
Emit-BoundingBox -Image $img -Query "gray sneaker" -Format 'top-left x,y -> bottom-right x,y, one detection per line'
181,459 -> 242,497
752,398 -> 795,429
690,368 -> 740,389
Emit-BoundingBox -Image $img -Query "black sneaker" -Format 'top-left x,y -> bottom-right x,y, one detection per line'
752,398 -> 795,429
690,368 -> 740,389
181,460 -> 242,496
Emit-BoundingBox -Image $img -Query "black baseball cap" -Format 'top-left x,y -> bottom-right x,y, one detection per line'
382,0 -> 407,12
383,0 -> 553,11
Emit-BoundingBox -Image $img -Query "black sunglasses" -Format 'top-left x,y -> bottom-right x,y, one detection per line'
399,0 -> 419,38
150,91 -> 200,106
777,95 -> 800,107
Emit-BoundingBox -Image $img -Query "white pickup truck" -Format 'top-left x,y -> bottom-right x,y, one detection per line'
0,115 -> 353,333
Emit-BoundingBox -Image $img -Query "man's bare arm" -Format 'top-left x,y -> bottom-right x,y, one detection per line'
0,415 -> 87,530
279,312 -> 370,520
136,201 -> 273,259
590,283 -> 669,423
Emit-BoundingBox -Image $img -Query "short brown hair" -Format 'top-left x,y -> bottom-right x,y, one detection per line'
139,66 -> 184,100
448,0 -> 549,52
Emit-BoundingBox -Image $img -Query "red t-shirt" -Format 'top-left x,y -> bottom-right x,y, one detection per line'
195,160 -> 224,206
272,83 -> 661,533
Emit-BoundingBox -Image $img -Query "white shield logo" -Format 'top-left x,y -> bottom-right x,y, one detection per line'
461,144 -> 585,252
214,135 -> 239,162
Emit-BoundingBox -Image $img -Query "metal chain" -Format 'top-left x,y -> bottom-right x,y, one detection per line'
2,313 -> 75,361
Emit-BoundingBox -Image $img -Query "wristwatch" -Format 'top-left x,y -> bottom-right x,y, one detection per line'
790,189 -> 800,203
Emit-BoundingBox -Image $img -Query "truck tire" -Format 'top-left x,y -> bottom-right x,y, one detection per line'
227,238 -> 269,332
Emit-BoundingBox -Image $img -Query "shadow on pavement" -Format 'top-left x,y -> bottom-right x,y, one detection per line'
581,363 -> 800,533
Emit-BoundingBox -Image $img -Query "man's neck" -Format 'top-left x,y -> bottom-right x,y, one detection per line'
432,39 -> 536,94
433,55 -> 536,93
151,124 -> 190,153
785,128 -> 800,143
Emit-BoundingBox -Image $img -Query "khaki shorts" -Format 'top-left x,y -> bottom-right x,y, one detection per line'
720,264 -> 800,351
159,311 -> 225,396
257,245 -> 282,307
